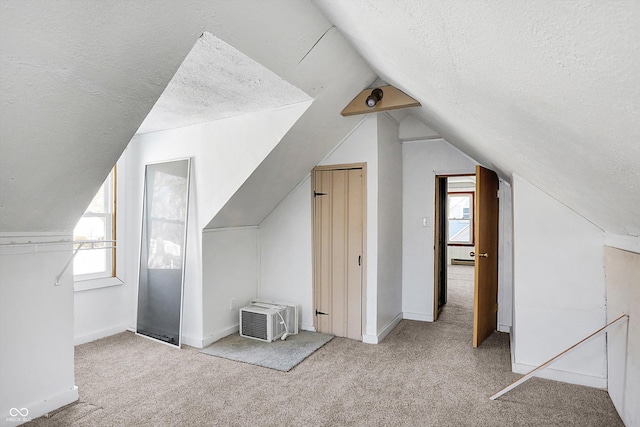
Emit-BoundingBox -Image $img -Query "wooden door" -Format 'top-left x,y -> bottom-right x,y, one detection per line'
313,166 -> 364,340
473,165 -> 500,347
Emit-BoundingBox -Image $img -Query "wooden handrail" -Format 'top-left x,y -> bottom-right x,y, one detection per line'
490,314 -> 629,400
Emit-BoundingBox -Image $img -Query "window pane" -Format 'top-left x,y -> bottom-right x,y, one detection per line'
74,216 -> 106,241
449,219 -> 471,242
73,169 -> 115,280
448,194 -> 473,244
73,217 -> 107,275
86,183 -> 107,213
448,195 -> 470,220
74,245 -> 107,275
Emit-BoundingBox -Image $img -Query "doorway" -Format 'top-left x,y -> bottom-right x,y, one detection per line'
434,175 -> 476,318
434,166 -> 499,347
312,163 -> 366,340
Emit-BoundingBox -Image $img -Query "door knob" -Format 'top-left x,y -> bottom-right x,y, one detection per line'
470,251 -> 488,258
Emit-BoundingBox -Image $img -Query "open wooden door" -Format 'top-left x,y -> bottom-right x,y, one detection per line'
472,165 -> 500,347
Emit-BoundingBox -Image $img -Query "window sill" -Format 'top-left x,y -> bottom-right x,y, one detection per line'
74,276 -> 124,292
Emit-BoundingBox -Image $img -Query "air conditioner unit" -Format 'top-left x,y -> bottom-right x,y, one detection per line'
239,301 -> 298,342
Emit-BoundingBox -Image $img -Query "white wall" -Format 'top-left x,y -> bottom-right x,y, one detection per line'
319,116 -> 379,339
512,174 -> 607,388
604,245 -> 640,427
257,114 -> 402,343
498,180 -> 514,333
0,234 -> 78,423
202,227 -> 259,347
375,114 -> 403,338
402,139 -> 477,321
130,103 -> 310,233
128,103 -> 307,346
74,286 -> 130,345
402,140 -> 513,331
448,246 -> 473,264
258,177 -> 314,330
398,115 -> 440,141
74,103 -> 310,348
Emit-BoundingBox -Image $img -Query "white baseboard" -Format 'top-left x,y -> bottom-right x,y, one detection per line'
143,325 -> 239,349
363,313 -> 403,344
197,324 -> 239,349
512,362 -> 607,389
403,312 -> 434,322
362,333 -> 378,344
498,325 -> 512,333
180,334 -> 205,349
74,324 -> 128,346
301,324 -> 316,332
3,385 -> 79,425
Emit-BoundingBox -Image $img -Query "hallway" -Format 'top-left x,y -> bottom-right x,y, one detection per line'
440,264 -> 475,328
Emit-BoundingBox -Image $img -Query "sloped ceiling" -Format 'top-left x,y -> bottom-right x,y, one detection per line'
0,0 -> 371,232
208,27 -> 374,228
1,1 -> 205,232
316,1 -> 640,236
4,1 -> 638,237
137,33 -> 311,135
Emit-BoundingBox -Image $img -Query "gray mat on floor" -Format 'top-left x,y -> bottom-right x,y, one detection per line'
200,330 -> 334,371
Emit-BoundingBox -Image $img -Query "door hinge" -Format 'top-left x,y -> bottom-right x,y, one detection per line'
358,255 -> 362,266
314,191 -> 327,198
497,190 -> 500,199
315,310 -> 329,316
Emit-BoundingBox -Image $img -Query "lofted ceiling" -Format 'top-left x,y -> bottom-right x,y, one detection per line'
316,0 -> 640,236
207,25 -> 375,228
137,32 -> 310,135
1,0 -> 638,238
1,1 -> 208,232
0,0 -> 372,232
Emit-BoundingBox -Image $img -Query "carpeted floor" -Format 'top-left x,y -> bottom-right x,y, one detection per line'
29,265 -> 623,426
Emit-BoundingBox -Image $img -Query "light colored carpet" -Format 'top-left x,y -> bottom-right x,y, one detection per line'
200,330 -> 334,371
28,266 -> 623,426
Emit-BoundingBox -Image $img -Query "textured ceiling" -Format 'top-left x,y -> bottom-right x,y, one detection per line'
2,0 -> 639,237
0,0 -> 369,232
0,1 -> 208,232
137,33 -> 310,134
316,0 -> 640,236
208,26 -> 375,228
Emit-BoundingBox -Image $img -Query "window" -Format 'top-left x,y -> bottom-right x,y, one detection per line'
73,169 -> 115,281
448,192 -> 474,245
